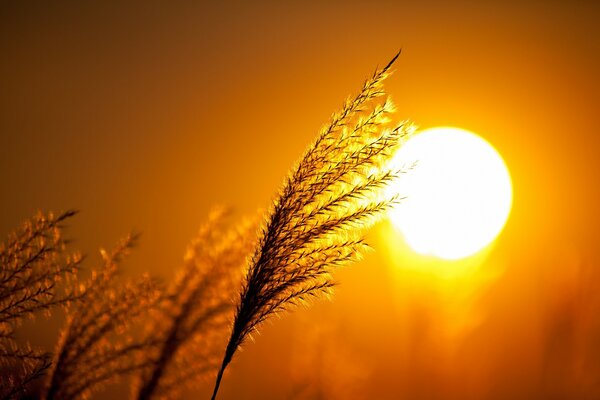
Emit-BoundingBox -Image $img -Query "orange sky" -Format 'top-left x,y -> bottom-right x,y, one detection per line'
1,1 -> 599,399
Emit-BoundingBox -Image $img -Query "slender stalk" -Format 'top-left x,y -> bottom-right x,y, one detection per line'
210,362 -> 227,400
136,334 -> 177,400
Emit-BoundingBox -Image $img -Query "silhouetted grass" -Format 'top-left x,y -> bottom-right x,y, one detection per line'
42,235 -> 161,400
211,52 -> 414,399
0,211 -> 82,399
1,53 -> 416,400
133,209 -> 256,400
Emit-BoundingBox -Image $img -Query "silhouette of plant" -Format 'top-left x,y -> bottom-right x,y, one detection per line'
211,52 -> 414,399
133,209 -> 256,400
0,211 -> 82,399
1,52 -> 414,400
43,234 -> 161,400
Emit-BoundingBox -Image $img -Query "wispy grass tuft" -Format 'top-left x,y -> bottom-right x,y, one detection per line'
133,208 -> 256,400
0,210 -> 82,399
211,52 -> 414,399
43,234 -> 161,400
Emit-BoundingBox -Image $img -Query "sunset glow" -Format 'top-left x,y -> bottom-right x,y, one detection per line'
2,1 -> 599,398
389,127 -> 512,260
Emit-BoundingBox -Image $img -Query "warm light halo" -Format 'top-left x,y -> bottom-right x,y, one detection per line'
388,127 -> 513,260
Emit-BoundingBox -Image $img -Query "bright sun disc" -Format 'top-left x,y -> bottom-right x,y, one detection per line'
389,127 -> 512,260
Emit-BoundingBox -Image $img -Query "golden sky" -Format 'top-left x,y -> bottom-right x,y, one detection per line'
1,1 -> 599,398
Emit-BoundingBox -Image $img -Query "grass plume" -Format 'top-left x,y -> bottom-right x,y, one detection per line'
133,209 -> 256,400
0,211 -> 82,399
211,52 -> 414,399
43,234 -> 161,400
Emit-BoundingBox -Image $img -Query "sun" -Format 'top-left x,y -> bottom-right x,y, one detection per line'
388,127 -> 513,260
